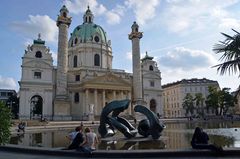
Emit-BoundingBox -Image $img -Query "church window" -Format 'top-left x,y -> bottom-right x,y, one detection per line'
75,75 -> 80,81
34,72 -> 41,79
85,17 -> 87,22
73,55 -> 77,67
71,40 -> 73,47
89,17 -> 91,23
74,93 -> 79,103
74,38 -> 78,44
94,54 -> 100,66
35,51 -> 42,58
135,28 -> 138,32
149,65 -> 153,71
94,36 -> 99,43
150,81 -> 155,87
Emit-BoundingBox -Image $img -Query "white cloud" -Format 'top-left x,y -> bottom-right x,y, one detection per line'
162,0 -> 240,33
0,76 -> 17,90
126,51 -> 132,60
159,47 -> 217,71
125,0 -> 159,25
218,18 -> 240,30
51,50 -> 58,64
11,15 -> 58,43
105,5 -> 126,25
64,0 -> 125,25
64,0 -> 105,15
106,11 -> 121,25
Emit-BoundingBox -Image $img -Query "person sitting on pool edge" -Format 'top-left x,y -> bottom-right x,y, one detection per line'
67,126 -> 84,150
191,127 -> 223,152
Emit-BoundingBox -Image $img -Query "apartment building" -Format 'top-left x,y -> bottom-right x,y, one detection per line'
162,78 -> 219,118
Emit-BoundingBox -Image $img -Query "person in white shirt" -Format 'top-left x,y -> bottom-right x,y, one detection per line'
81,127 -> 99,151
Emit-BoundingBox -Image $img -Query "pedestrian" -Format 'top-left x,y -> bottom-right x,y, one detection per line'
17,121 -> 25,133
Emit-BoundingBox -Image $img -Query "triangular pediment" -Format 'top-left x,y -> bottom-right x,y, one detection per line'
82,73 -> 131,90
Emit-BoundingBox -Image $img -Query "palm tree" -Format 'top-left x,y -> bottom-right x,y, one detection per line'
213,29 -> 240,76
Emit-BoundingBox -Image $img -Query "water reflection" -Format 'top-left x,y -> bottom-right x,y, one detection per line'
10,121 -> 239,150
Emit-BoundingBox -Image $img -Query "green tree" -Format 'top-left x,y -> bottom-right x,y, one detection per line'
205,86 -> 220,115
206,86 -> 235,115
0,101 -> 12,145
219,88 -> 235,115
194,93 -> 205,117
182,93 -> 194,116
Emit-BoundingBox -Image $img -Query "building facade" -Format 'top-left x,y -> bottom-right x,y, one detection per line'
162,78 -> 219,118
0,89 -> 17,104
19,6 -> 163,120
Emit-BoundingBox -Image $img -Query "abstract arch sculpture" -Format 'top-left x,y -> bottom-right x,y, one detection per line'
98,99 -> 137,138
98,100 -> 165,139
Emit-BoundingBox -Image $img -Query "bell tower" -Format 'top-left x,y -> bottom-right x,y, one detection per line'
54,5 -> 72,120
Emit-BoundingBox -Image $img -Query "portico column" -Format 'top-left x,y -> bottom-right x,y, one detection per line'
102,90 -> 105,108
94,89 -> 97,115
113,90 -> 116,100
85,89 -> 89,114
121,91 -> 124,99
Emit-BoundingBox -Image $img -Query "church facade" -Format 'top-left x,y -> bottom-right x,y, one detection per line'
19,6 -> 163,120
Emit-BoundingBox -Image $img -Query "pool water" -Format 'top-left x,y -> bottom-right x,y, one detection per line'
10,121 -> 239,150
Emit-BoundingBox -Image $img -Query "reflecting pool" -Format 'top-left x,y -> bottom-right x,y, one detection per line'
10,121 -> 240,150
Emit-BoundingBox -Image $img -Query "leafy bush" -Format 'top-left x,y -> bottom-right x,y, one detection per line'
0,101 -> 11,145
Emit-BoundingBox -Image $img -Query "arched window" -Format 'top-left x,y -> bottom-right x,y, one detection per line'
85,17 -> 87,22
150,81 -> 155,87
74,38 -> 78,44
73,55 -> 77,67
89,17 -> 91,23
149,65 -> 153,71
94,54 -> 100,66
74,93 -> 79,103
35,51 -> 42,58
30,95 -> 43,119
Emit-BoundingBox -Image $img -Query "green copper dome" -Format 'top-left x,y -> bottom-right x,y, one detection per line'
69,7 -> 108,46
69,23 -> 107,44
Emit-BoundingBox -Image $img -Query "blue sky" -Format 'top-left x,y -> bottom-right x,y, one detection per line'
0,0 -> 239,91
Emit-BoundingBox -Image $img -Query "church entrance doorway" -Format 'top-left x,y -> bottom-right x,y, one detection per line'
30,95 -> 43,119
150,99 -> 156,113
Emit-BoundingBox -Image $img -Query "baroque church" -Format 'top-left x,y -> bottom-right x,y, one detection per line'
19,5 -> 163,120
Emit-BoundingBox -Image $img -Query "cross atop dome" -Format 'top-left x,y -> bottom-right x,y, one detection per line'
83,6 -> 94,23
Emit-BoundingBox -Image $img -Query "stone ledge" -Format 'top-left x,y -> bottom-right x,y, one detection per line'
1,144 -> 240,158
